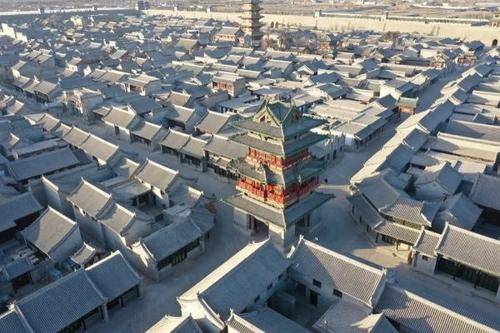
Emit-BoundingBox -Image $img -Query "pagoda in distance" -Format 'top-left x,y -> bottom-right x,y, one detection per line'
240,0 -> 264,49
224,99 -> 334,251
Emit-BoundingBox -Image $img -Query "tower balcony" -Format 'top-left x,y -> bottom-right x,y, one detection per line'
246,148 -> 310,171
236,177 -> 319,208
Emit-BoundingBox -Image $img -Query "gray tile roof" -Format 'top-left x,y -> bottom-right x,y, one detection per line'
86,251 -> 141,301
216,26 -> 242,36
102,107 -> 138,129
110,178 -> 151,202
377,169 -> 410,190
376,285 -> 498,333
0,310 -> 29,333
34,81 -> 59,96
435,224 -> 500,277
8,147 -> 81,182
67,179 -> 113,218
94,106 -> 112,117
35,113 -> 61,132
445,120 -> 500,144
347,194 -> 384,228
180,136 -> 207,159
3,250 -> 141,333
3,257 -> 34,280
63,126 -> 90,147
435,193 -> 482,231
230,133 -> 282,155
21,207 -> 81,258
80,134 -> 119,163
43,163 -> 113,195
425,134 -> 499,163
413,229 -> 440,257
232,110 -> 325,140
128,96 -> 162,115
161,129 -> 190,151
414,162 -> 463,194
181,241 -> 290,320
165,105 -> 196,124
204,135 -> 247,160
0,192 -> 43,232
358,172 -> 439,226
16,269 -> 106,333
291,239 -> 386,307
131,121 -> 164,141
162,91 -> 192,107
134,159 -> 178,191
195,111 -> 235,135
314,300 -> 397,333
227,307 -> 309,333
175,38 -> 199,50
373,220 -> 421,245
142,212 -> 213,262
97,203 -> 138,236
380,197 -> 436,227
398,131 -> 428,153
189,207 -> 216,234
70,243 -> 97,266
312,297 -> 372,333
164,184 -> 203,208
469,174 -> 500,211
417,103 -> 453,133
353,313 -> 398,333
357,175 -> 403,210
12,138 -> 65,158
147,315 -> 202,333
112,157 -> 140,179
381,145 -> 414,173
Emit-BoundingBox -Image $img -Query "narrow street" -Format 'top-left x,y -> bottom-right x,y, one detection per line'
90,197 -> 250,333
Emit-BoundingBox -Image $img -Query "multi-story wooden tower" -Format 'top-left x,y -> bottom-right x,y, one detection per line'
240,0 -> 264,48
224,100 -> 333,251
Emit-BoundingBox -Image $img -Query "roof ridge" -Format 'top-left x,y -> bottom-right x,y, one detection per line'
180,240 -> 271,299
143,158 -> 179,175
229,311 -> 266,333
168,128 -> 191,137
85,133 -> 119,149
12,305 -> 35,333
386,285 -> 498,332
26,206 -> 79,253
444,223 -> 500,245
83,269 -> 108,303
300,238 -> 385,275
79,178 -> 112,199
16,269 -> 87,304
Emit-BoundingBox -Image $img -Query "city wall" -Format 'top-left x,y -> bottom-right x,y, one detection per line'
147,9 -> 499,46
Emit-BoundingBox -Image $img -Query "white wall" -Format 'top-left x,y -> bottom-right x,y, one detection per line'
148,9 -> 500,45
233,207 -> 249,230
51,227 -> 83,263
412,252 -> 438,276
73,207 -> 106,246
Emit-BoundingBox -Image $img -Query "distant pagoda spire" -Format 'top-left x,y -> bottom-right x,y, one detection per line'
240,0 -> 263,48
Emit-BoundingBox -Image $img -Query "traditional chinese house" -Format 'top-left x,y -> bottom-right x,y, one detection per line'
224,100 -> 333,250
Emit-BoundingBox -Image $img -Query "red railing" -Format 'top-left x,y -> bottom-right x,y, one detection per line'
247,148 -> 310,170
236,177 -> 319,207
237,180 -> 267,199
